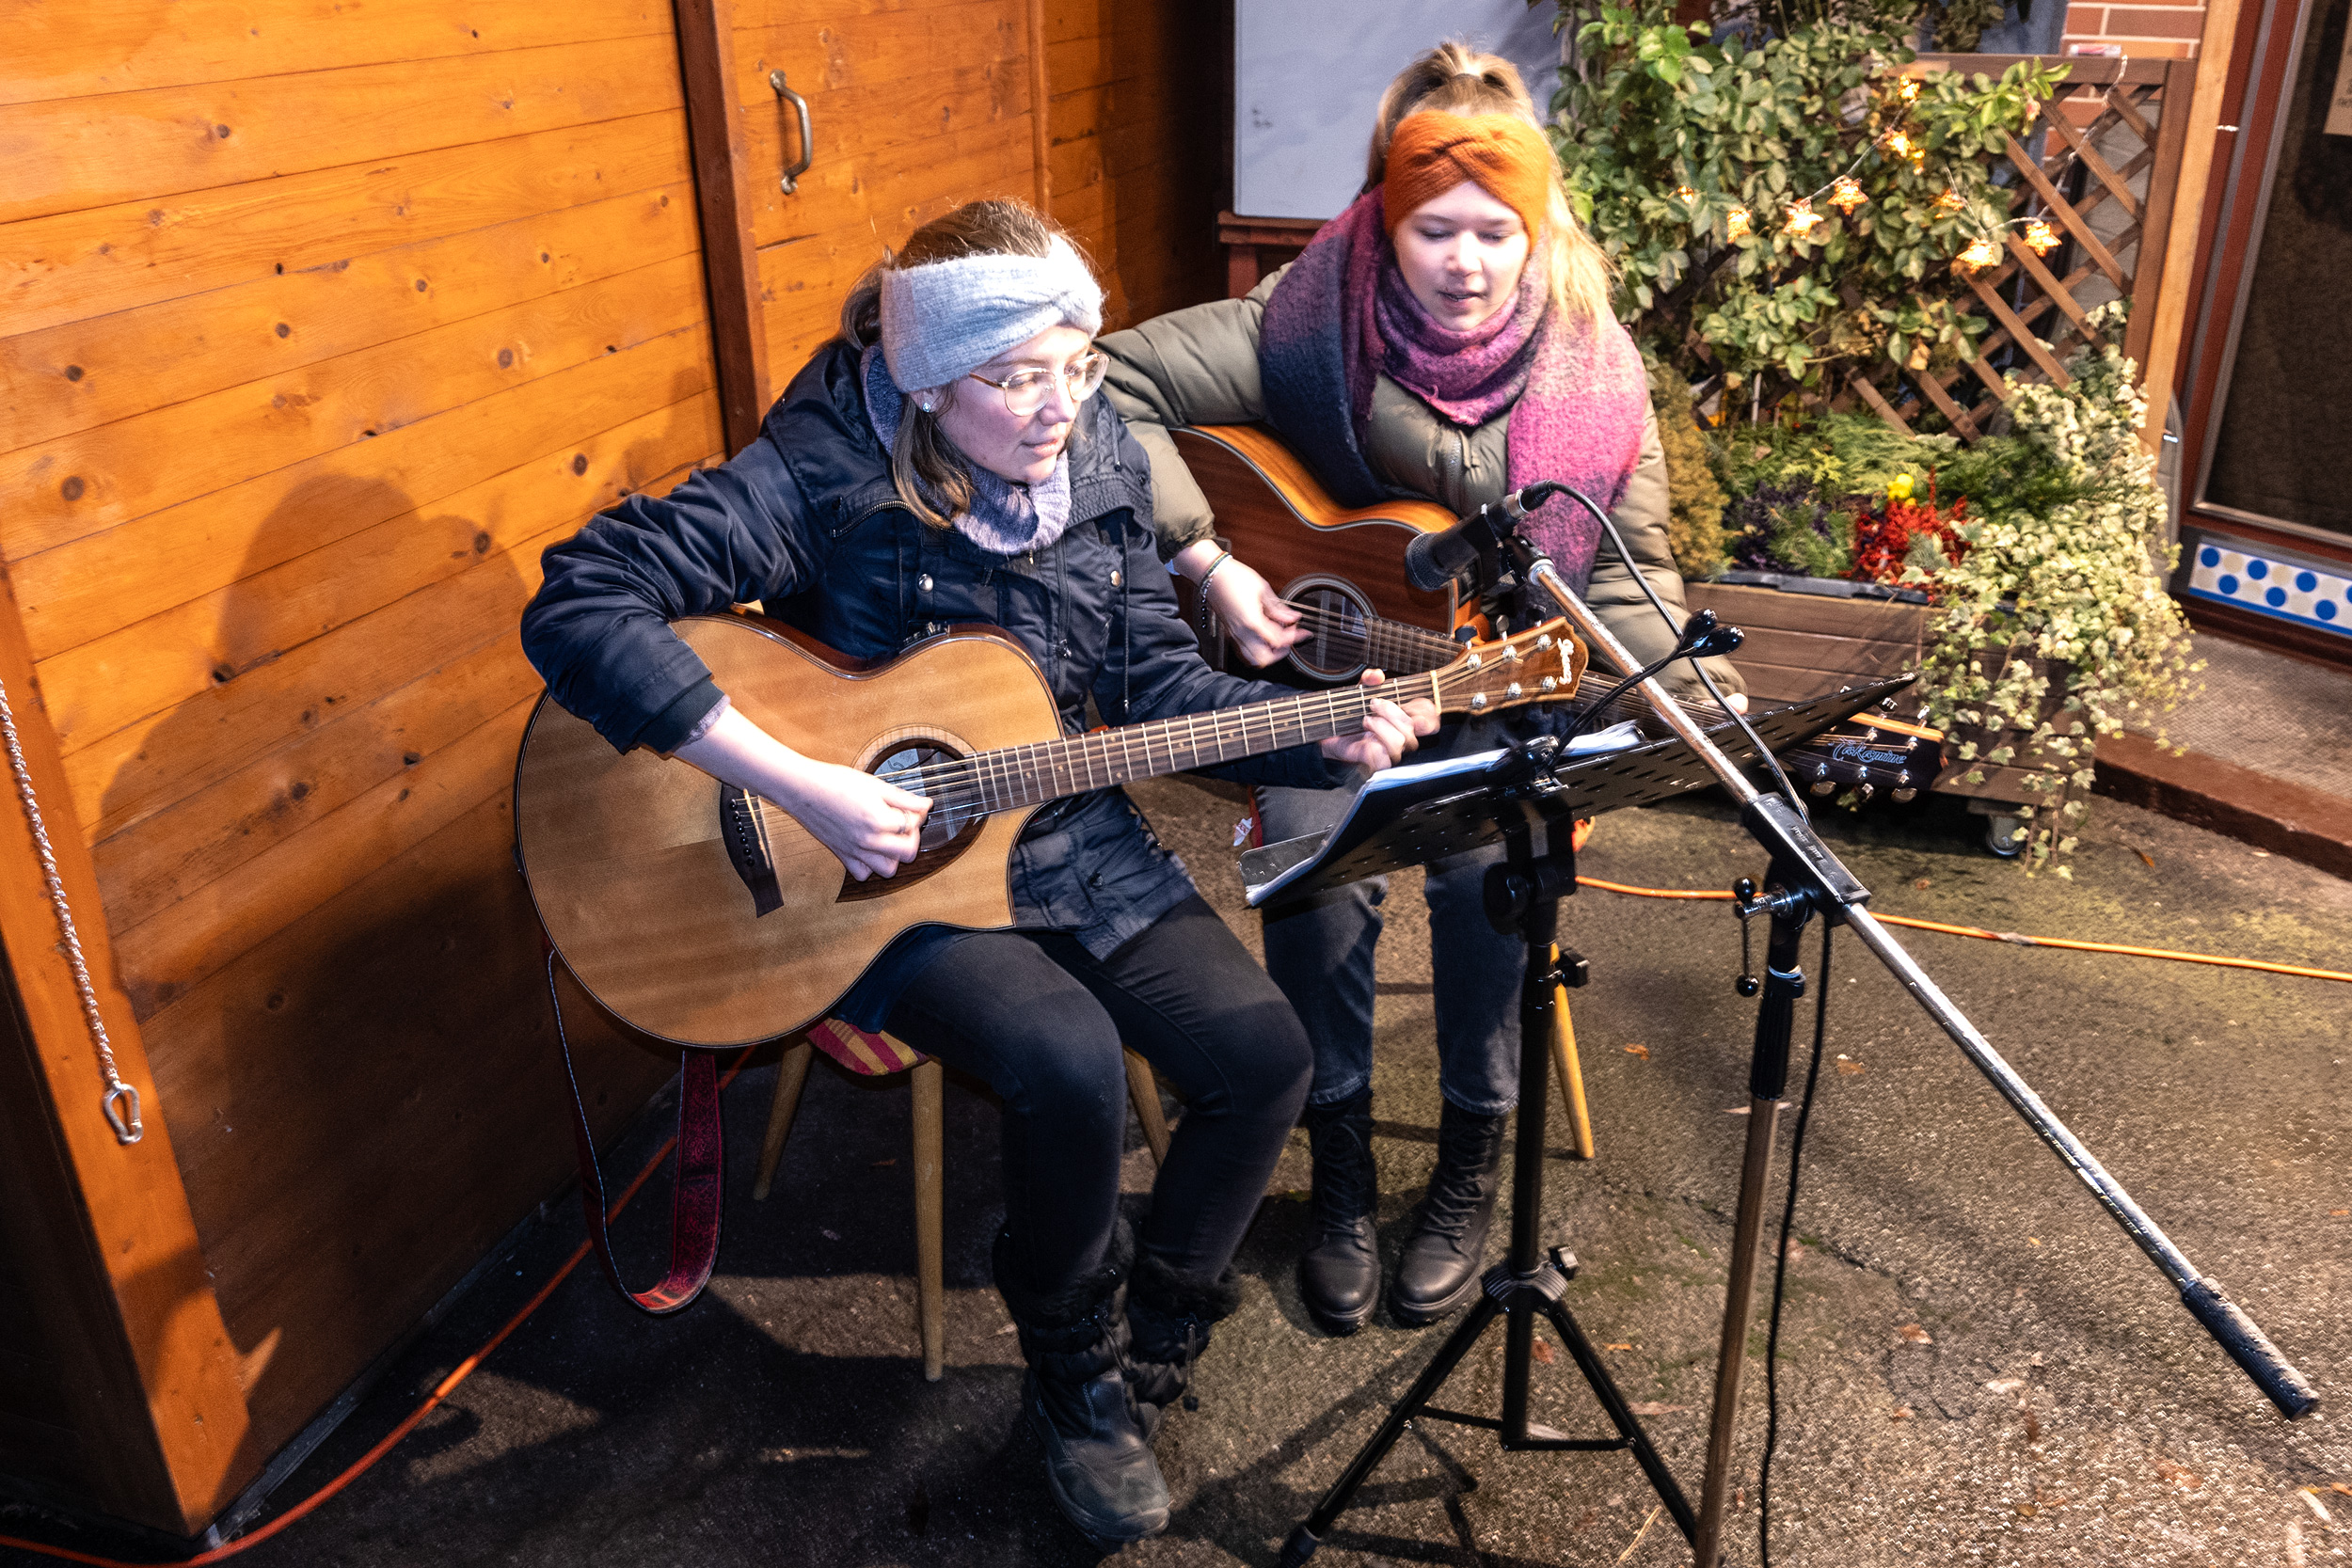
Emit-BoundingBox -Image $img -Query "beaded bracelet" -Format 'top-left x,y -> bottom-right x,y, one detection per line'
1194,549 -> 1233,641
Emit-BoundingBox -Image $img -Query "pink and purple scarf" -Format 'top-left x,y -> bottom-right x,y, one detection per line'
1259,188 -> 1649,594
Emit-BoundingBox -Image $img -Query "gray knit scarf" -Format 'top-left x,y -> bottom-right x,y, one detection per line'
862,345 -> 1073,557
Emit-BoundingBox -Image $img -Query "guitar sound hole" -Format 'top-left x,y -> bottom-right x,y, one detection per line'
836,741 -> 984,903
1283,577 -> 1372,683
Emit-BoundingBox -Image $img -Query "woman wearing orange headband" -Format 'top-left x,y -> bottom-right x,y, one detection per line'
1100,42 -> 1743,1338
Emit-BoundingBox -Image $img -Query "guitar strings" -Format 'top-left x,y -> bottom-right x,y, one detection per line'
732,631 -> 1739,874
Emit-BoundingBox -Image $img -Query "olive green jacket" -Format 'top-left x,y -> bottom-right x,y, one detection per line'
1099,266 -> 1740,695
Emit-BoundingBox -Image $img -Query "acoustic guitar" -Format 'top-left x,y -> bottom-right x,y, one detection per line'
1171,424 -> 1470,683
514,612 -> 1587,1047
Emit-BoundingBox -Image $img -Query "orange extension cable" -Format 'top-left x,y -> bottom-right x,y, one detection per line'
1575,876 -> 2352,984
7,883 -> 2346,1568
0,1051 -> 756,1568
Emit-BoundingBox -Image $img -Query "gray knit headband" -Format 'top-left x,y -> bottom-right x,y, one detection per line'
878,236 -> 1104,395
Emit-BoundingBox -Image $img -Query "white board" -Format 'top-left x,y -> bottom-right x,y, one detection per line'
1233,0 -> 1565,221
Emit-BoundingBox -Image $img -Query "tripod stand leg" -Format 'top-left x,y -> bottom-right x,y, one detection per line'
1548,944 -> 1595,1161
1282,1292 -> 1506,1565
1540,1298 -> 1697,1540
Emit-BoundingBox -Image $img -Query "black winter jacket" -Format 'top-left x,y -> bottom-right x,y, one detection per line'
520,339 -> 1338,1029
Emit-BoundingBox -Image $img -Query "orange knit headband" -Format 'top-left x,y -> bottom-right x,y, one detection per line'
1382,112 -> 1554,243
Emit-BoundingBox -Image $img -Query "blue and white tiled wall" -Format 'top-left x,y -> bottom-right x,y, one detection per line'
2183,534 -> 2352,640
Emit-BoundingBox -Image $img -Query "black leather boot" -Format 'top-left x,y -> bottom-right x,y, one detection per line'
1388,1099 -> 1509,1327
995,1226 -> 1169,1544
1124,1253 -> 1242,1441
1296,1090 -> 1379,1335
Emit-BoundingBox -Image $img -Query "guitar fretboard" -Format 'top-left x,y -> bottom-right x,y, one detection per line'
882,672 -> 1440,820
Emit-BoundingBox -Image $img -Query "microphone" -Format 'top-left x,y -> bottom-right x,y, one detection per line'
1402,482 -> 1569,592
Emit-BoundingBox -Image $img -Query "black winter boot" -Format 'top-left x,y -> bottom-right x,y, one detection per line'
1124,1253 -> 1243,1441
1388,1099 -> 1509,1326
1296,1090 -> 1379,1335
994,1226 -> 1169,1544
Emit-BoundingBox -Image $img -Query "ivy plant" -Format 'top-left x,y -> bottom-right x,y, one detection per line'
1549,0 -> 2066,414
1915,302 -> 2198,874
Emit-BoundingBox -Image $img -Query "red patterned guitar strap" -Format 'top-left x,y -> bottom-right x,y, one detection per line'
548,948 -> 723,1315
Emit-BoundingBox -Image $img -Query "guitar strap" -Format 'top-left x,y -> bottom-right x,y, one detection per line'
548,949 -> 725,1316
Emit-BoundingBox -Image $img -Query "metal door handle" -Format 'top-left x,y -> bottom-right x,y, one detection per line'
770,70 -> 812,195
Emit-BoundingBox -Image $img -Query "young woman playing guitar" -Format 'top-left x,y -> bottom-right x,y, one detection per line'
520,199 -> 1435,1545
1099,45 -> 1745,1339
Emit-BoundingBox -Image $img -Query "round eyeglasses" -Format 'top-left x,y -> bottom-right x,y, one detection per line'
967,349 -> 1109,418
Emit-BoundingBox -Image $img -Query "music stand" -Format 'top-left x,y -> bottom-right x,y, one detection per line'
1260,684 -> 1902,1566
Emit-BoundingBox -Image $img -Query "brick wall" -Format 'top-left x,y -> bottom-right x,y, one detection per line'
2063,0 -> 2209,58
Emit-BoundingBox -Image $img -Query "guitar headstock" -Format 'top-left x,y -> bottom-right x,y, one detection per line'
1427,618 -> 1590,718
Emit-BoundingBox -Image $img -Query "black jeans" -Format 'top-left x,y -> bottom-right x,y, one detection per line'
886,895 -> 1311,1301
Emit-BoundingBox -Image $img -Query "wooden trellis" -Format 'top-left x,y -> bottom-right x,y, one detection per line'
1828,54 -> 2197,439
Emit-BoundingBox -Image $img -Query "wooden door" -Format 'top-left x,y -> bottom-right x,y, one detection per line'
671,0 -> 1053,451
0,0 -> 716,1531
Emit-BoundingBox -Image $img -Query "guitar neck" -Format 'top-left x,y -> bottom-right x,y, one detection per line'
917,675 -> 1434,816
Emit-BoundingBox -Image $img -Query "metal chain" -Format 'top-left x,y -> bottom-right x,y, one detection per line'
0,677 -> 141,1144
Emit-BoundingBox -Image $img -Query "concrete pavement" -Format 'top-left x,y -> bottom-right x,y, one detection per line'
5,778 -> 2344,1568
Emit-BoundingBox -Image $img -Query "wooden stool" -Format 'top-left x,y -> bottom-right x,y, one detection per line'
751,1020 -> 1168,1380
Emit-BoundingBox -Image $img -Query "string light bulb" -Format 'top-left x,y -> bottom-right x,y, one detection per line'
1934,188 -> 1966,215
1898,77 -> 1922,103
1674,184 -> 1700,205
1829,175 -> 1868,213
2024,218 -> 2060,255
1783,199 -> 1823,238
1883,129 -> 1914,159
1955,235 -> 1999,272
1725,205 -> 1752,241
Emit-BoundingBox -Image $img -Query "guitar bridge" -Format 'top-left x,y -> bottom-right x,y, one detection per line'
719,784 -> 784,917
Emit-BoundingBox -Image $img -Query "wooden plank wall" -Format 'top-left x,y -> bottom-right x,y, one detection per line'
1043,0 -> 1226,328
0,0 -> 705,1509
725,0 -> 1045,386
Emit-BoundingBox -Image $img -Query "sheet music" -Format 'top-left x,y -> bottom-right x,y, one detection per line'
1243,721 -> 1642,905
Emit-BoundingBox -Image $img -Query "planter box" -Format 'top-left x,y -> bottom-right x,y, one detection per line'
1684,578 -> 2074,809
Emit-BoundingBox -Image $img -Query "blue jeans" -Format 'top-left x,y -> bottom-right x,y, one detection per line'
1254,719 -> 1542,1118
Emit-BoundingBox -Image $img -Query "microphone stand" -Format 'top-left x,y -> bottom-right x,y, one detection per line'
1443,491 -> 2317,1566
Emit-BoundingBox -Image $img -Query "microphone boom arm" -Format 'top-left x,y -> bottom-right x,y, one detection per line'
1482,507 -> 2317,1423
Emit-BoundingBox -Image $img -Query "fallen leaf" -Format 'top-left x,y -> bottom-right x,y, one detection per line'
869,1157 -> 898,1168
1282,1189 -> 1311,1202
1626,1402 -> 1689,1416
2026,1236 -> 2042,1246
1623,1044 -> 1650,1060
1913,877 -> 1932,891
1895,1323 -> 1933,1344
2329,1210 -> 2348,1218
2298,1489 -> 2334,1524
1531,1339 -> 1555,1365
1889,1405 -> 1915,1419
1836,1059 -> 1867,1076
994,1322 -> 1018,1336
2133,847 -> 2155,868
2329,1482 -> 2352,1497
2153,1460 -> 2201,1491
1984,1376 -> 2027,1394
2013,1502 -> 2039,1518
1605,1342 -> 1634,1352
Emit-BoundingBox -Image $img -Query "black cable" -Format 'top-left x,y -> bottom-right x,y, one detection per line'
1759,918 -> 1833,1568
